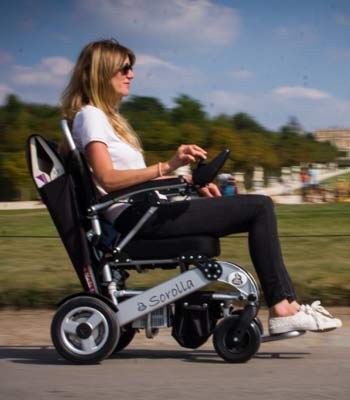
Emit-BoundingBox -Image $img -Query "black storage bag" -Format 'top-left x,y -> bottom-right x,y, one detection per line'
26,135 -> 98,293
39,174 -> 94,292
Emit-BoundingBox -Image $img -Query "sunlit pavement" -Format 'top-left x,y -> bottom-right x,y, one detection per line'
0,308 -> 349,400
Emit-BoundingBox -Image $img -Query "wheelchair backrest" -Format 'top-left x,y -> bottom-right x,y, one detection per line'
26,134 -> 100,293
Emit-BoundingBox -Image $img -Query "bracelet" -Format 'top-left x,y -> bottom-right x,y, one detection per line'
158,162 -> 163,177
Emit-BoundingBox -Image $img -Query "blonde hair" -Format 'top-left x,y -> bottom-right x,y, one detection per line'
61,39 -> 142,151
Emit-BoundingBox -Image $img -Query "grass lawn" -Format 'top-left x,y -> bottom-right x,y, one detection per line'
0,203 -> 349,307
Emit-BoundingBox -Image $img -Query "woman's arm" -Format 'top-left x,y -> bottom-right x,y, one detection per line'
86,141 -> 207,192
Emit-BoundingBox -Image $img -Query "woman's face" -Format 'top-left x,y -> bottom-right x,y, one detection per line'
111,57 -> 134,99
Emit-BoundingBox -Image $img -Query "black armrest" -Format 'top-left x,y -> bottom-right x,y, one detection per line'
99,176 -> 187,204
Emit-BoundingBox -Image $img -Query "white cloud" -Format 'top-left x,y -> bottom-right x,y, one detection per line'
78,0 -> 240,49
0,51 -> 13,64
330,48 -> 350,61
208,90 -> 249,110
335,13 -> 350,26
133,54 -> 202,92
274,25 -> 316,43
273,86 -> 330,100
136,54 -> 181,71
16,17 -> 36,31
231,68 -> 254,79
207,88 -> 350,131
12,57 -> 73,86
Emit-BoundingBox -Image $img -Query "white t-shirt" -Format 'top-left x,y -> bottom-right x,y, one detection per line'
72,105 -> 146,221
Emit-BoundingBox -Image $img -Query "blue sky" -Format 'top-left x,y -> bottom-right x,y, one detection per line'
1,0 -> 350,132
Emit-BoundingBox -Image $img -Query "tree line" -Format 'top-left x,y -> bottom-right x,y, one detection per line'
0,94 -> 339,200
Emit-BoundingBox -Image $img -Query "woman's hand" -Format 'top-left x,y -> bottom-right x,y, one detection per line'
168,144 -> 207,171
184,175 -> 221,198
198,182 -> 222,197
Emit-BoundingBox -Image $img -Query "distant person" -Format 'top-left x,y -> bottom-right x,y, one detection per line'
61,38 -> 342,335
218,173 -> 239,196
300,168 -> 310,202
223,175 -> 239,196
308,164 -> 323,202
308,164 -> 320,187
217,173 -> 230,194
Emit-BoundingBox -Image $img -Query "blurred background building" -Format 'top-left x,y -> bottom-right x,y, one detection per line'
314,129 -> 350,159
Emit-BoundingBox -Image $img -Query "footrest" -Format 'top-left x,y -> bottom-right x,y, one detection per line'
261,330 -> 306,343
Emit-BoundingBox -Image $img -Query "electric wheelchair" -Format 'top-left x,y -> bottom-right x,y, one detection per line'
26,121 -> 304,364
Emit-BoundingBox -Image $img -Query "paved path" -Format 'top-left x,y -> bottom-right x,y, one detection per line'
0,308 -> 349,400
0,201 -> 46,210
253,167 -> 350,196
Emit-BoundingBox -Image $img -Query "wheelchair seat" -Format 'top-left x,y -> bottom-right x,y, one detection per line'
124,235 -> 220,260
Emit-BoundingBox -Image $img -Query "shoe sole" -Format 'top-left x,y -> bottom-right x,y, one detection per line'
270,326 -> 338,335
310,327 -> 338,332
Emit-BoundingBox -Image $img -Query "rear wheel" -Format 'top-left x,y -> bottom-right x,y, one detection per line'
51,296 -> 119,364
113,324 -> 137,353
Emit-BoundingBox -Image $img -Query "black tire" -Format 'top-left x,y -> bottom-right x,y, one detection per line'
51,296 -> 119,364
112,324 -> 137,353
254,316 -> 264,335
213,315 -> 261,363
231,309 -> 264,336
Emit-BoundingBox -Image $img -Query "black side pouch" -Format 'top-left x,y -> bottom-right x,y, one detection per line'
172,293 -> 220,349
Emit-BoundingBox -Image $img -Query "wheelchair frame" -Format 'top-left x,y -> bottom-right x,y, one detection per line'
25,120 -> 304,364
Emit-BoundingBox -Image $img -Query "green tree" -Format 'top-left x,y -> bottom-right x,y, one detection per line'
170,94 -> 207,127
211,113 -> 232,129
176,123 -> 207,147
207,126 -> 245,172
1,152 -> 34,200
280,116 -> 304,135
120,96 -> 168,132
231,112 -> 266,133
0,95 -> 30,152
140,121 -> 178,151
0,93 -> 340,200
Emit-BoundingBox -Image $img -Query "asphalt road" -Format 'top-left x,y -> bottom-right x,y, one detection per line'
0,308 -> 349,400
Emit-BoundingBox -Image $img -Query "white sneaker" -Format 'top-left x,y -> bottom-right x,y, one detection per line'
269,301 -> 342,335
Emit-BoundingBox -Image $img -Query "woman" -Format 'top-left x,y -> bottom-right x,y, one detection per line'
61,39 -> 341,335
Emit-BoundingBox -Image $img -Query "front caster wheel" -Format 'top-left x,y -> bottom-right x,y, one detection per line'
213,315 -> 261,363
51,296 -> 119,364
231,310 -> 264,336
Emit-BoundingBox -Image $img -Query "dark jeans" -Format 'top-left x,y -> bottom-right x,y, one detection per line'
116,195 -> 297,307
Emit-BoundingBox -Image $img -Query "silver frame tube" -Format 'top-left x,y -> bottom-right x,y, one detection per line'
115,207 -> 158,252
61,120 -> 76,151
116,261 -> 259,326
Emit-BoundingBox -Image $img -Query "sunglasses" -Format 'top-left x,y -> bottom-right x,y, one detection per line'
119,64 -> 133,75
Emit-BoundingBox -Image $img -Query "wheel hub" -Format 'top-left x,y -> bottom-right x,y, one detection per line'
76,322 -> 93,339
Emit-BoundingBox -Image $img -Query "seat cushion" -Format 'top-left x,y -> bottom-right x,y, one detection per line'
124,235 -> 220,260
